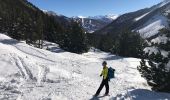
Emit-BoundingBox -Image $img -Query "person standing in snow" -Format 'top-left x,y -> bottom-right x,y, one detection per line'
94,61 -> 109,96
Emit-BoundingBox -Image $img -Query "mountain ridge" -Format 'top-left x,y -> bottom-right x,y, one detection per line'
95,0 -> 170,38
42,10 -> 119,33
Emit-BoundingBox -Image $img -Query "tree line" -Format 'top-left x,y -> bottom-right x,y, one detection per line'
87,30 -> 146,58
0,0 -> 88,53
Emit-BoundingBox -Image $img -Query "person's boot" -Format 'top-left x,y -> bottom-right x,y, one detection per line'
94,94 -> 99,97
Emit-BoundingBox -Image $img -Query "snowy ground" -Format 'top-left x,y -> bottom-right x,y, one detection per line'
0,33 -> 170,100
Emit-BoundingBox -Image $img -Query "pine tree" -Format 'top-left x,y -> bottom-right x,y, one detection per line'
138,28 -> 170,92
69,20 -> 88,53
36,13 -> 44,49
98,34 -> 114,52
112,31 -> 146,57
58,20 -> 89,53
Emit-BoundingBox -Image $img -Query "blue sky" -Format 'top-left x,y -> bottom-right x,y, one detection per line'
28,0 -> 162,17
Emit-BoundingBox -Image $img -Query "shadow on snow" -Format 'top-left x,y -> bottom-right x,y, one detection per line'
111,89 -> 170,100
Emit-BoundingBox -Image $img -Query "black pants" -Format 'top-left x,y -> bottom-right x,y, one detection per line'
95,78 -> 109,95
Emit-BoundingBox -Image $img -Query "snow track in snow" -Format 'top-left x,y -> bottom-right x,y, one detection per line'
14,56 -> 33,80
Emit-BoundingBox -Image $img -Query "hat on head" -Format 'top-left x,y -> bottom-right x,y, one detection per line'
102,61 -> 107,65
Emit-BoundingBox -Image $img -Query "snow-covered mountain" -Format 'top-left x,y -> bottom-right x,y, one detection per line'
42,9 -> 118,33
134,0 -> 170,38
73,15 -> 118,33
88,14 -> 119,23
1,33 -> 170,100
96,0 -> 170,38
137,14 -> 169,38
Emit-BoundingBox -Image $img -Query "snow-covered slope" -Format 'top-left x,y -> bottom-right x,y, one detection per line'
0,33 -> 170,100
134,12 -> 151,21
134,0 -> 170,38
138,14 -> 169,38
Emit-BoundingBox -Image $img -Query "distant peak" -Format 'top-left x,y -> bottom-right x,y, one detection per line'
72,16 -> 87,19
104,14 -> 119,20
77,16 -> 87,19
88,14 -> 119,20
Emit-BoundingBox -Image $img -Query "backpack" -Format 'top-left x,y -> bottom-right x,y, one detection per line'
108,67 -> 115,80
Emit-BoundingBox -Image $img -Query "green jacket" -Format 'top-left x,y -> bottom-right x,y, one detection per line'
101,66 -> 108,79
